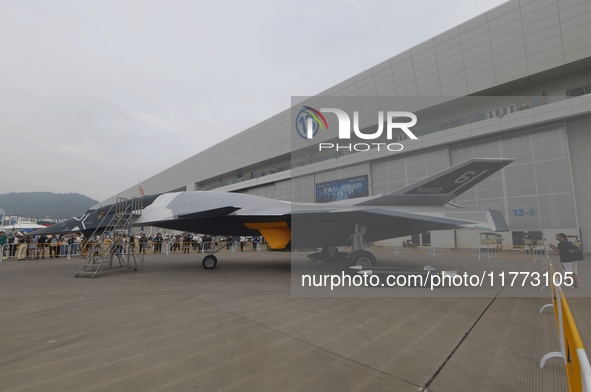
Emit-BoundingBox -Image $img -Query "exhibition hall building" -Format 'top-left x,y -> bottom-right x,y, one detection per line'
106,0 -> 591,250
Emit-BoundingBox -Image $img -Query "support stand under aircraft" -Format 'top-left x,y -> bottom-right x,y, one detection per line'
307,224 -> 376,267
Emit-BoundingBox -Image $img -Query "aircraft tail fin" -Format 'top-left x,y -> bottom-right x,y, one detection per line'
355,158 -> 514,206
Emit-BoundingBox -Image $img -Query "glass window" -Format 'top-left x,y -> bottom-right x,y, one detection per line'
567,86 -> 585,97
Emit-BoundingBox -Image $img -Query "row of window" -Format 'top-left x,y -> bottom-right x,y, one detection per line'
204,81 -> 590,191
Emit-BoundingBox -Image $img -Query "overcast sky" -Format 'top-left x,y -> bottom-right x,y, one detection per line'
0,0 -> 509,202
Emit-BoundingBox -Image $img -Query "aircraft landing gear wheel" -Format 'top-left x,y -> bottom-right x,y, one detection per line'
202,255 -> 218,269
348,250 -> 377,268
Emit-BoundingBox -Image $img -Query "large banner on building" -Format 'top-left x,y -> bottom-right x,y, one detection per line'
315,175 -> 369,203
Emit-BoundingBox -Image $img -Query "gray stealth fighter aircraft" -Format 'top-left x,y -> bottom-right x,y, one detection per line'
34,158 -> 513,269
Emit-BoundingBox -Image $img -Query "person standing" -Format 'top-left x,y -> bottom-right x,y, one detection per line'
183,233 -> 192,253
128,233 -> 135,254
197,235 -> 203,252
28,235 -> 38,259
550,233 -> 581,288
171,235 -> 178,252
153,233 -> 163,254
10,233 -> 18,258
139,233 -> 148,254
38,235 -> 47,259
0,230 -> 7,260
73,234 -> 83,256
8,232 -> 18,259
50,235 -> 59,258
59,235 -> 70,257
17,235 -> 28,260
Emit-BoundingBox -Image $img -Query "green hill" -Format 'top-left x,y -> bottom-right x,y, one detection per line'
0,192 -> 99,219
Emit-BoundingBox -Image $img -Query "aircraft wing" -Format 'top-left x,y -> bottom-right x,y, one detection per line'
289,206 -> 508,248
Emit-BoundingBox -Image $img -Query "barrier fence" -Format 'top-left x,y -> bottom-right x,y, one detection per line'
163,240 -> 215,254
0,241 -> 571,264
0,242 -> 129,260
539,253 -> 591,392
0,242 -> 131,260
0,237 -> 267,260
1,242 -> 78,260
385,244 -> 547,261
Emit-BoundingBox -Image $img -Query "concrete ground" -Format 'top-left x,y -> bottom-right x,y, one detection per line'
1,248 -> 589,391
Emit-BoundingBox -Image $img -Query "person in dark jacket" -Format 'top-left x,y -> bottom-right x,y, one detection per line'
550,233 -> 580,288
153,233 -> 163,254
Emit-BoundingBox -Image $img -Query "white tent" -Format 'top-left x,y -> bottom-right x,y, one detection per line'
0,223 -> 46,232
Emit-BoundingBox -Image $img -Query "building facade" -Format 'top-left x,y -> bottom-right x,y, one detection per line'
108,0 -> 591,249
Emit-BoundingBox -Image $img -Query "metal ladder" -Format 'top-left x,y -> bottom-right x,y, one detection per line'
74,197 -> 144,278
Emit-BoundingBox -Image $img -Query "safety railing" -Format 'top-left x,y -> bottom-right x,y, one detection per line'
540,253 -> 591,392
0,242 -> 557,261
1,242 -> 79,260
384,244 -> 547,261
0,241 -> 139,260
0,236 -> 270,260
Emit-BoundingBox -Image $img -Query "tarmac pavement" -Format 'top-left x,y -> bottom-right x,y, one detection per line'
1,248 -> 587,391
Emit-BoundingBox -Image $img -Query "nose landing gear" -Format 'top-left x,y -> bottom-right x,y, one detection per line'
201,236 -> 234,269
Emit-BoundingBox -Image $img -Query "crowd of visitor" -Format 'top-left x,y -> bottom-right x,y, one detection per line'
0,230 -> 264,260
